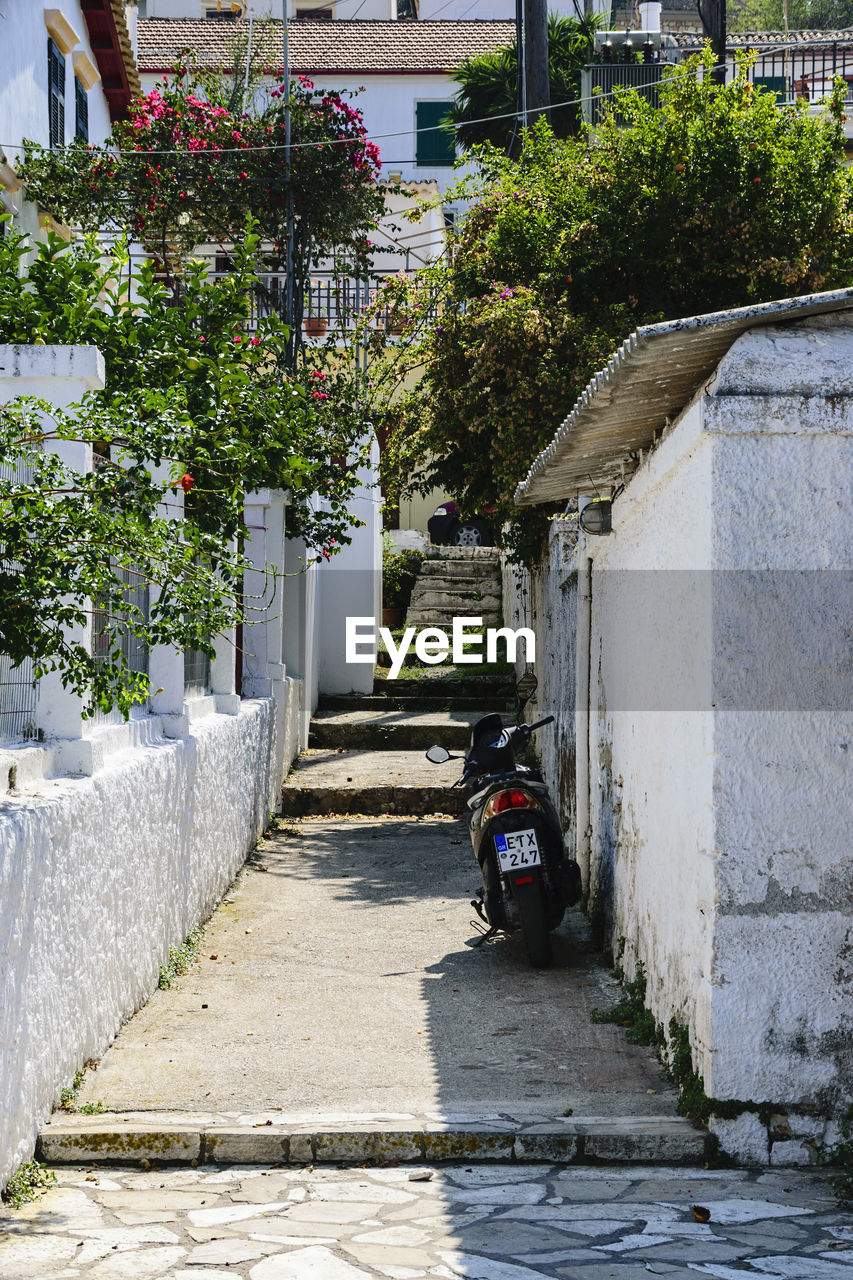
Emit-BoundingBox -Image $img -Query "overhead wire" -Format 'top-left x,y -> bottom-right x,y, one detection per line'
0,35 -> 825,164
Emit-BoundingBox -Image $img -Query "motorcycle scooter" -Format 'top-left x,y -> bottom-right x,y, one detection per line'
425,673 -> 581,967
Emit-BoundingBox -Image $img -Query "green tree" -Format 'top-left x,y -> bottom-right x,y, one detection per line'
451,14 -> 600,154
17,58 -> 386,354
0,221 -> 370,714
380,54 -> 853,560
730,0 -> 853,30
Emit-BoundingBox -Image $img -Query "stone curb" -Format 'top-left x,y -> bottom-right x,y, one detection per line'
318,695 -> 511,713
308,721 -> 478,751
38,1116 -> 708,1168
280,783 -> 462,817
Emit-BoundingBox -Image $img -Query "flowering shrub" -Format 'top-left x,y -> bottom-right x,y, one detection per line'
19,61 -> 385,309
381,53 -> 853,560
0,222 -> 370,713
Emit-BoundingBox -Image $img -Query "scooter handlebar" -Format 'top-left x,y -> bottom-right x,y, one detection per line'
526,715 -> 555,732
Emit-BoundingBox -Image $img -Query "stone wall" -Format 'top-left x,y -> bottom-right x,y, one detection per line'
580,316 -> 853,1163
0,698 -> 283,1185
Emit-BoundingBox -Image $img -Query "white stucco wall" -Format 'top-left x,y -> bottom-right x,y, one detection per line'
0,2 -> 115,244
0,698 -> 278,1186
0,345 -> 317,1186
316,433 -> 383,694
0,3 -> 113,155
578,315 -> 853,1161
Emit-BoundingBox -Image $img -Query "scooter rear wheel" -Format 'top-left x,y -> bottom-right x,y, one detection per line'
517,886 -> 553,968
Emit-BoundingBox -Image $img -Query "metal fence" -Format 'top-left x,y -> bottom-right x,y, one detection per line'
90,564 -> 151,725
582,41 -> 853,125
679,41 -> 853,105
0,455 -> 38,746
197,266 -> 425,336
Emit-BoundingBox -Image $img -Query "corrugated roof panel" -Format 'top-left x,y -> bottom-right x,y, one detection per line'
514,288 -> 853,505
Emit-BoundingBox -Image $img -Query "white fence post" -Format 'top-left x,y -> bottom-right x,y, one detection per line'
0,346 -> 105,772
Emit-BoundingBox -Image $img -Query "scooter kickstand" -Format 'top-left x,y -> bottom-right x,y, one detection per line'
470,923 -> 499,948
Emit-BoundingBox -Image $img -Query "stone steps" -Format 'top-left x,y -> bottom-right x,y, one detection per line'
318,693 -> 510,713
309,709 -> 505,751
407,546 -> 503,633
38,1111 -> 708,1167
280,748 -> 463,816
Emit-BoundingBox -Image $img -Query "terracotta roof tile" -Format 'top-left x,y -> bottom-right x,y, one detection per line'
672,26 -> 853,46
138,17 -> 516,75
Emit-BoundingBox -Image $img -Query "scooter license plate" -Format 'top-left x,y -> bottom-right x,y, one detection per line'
495,828 -> 541,872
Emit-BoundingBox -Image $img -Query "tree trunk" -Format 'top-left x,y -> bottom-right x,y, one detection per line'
524,0 -> 550,126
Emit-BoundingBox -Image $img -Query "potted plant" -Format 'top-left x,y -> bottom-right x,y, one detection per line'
382,535 -> 424,626
304,315 -> 328,336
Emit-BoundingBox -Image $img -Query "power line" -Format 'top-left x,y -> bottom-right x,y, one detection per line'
0,39 -> 834,166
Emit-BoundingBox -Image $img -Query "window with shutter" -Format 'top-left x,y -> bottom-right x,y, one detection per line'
415,102 -> 455,168
48,37 -> 65,150
75,78 -> 89,142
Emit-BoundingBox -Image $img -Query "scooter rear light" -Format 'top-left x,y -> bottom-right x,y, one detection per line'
483,788 -> 540,821
514,875 -> 534,886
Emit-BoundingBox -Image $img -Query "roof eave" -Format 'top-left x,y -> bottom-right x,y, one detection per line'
81,0 -> 142,121
514,287 -> 853,507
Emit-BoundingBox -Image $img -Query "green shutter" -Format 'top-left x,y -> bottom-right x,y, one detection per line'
48,37 -> 65,149
75,77 -> 89,142
753,75 -> 788,104
416,102 -> 455,168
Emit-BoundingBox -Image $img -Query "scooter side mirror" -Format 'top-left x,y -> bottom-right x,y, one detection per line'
516,671 -> 538,708
426,744 -> 451,764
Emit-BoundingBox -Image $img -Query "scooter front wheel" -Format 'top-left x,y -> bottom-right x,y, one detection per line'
516,883 -> 553,968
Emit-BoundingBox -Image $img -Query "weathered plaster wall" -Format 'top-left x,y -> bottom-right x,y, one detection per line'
501,520 -> 579,854
584,396 -> 717,1072
0,699 -> 277,1186
583,316 -> 853,1163
704,322 -> 853,1129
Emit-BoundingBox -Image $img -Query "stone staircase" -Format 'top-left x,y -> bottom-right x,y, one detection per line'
281,673 -> 514,817
405,546 -> 502,629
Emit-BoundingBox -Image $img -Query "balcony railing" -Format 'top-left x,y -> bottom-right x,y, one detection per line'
676,41 -> 853,105
582,41 -> 853,126
197,267 -> 427,337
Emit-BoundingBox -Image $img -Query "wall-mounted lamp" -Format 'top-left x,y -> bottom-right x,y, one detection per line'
579,499 -> 612,535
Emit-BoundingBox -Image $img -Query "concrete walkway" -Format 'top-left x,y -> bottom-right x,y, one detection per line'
45,673 -> 703,1165
68,817 -> 681,1122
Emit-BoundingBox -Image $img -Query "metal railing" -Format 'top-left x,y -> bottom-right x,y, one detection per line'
90,453 -> 151,724
677,41 -> 853,104
184,647 -> 211,697
196,268 -> 424,336
582,41 -> 853,125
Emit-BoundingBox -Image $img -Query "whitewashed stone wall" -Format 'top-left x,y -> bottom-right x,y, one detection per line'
501,520 -> 579,851
0,346 -> 311,1186
0,698 -> 279,1185
580,315 -> 853,1163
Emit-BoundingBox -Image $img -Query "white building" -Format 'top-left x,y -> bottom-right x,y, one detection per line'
0,2 -> 140,240
512,288 -> 853,1164
139,0 -> 607,25
135,17 -> 521,196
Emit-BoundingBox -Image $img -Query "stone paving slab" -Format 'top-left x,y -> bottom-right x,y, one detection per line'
2,1162 -> 851,1280
281,751 -> 464,815
39,1113 -> 706,1168
65,819 -> 684,1123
